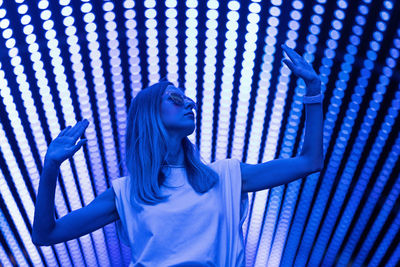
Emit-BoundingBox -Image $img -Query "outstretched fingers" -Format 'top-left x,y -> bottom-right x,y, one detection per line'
282,58 -> 296,72
68,120 -> 89,140
72,138 -> 88,154
58,126 -> 71,137
281,44 -> 302,64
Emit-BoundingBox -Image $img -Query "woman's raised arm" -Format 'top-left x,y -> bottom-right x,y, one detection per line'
31,119 -> 120,246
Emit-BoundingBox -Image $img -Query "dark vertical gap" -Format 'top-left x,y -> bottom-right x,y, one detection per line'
156,2 -> 167,80
192,2 -> 207,151
0,193 -> 36,267
0,228 -> 19,266
176,1 -> 187,90
133,0 -> 149,88
210,3 -> 229,162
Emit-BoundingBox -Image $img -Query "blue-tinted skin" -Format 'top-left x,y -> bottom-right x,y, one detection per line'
32,85 -> 197,246
160,85 -> 196,165
32,45 -> 324,246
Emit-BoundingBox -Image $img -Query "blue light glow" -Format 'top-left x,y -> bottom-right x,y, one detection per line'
0,1 -> 399,266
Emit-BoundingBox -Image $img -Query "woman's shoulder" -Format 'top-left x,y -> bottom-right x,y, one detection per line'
112,175 -> 129,183
207,158 -> 240,169
111,176 -> 129,193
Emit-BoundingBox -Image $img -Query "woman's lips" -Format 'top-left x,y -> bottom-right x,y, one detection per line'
185,113 -> 194,118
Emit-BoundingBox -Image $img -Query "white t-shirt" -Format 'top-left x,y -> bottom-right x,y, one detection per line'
111,158 -> 249,266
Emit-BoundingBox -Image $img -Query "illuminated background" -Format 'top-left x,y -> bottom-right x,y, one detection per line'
0,0 -> 400,266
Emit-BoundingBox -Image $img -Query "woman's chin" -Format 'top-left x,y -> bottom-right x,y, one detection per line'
165,122 -> 195,136
182,123 -> 196,136
184,124 -> 195,135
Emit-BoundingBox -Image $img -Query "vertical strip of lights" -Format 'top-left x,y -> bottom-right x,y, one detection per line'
183,0 -> 199,145
80,0 -> 120,196
123,0 -> 142,98
80,1 -> 124,264
279,1 -> 328,266
258,0 -> 303,263
0,7 -> 61,264
355,131 -> 400,266
295,0 -> 392,264
0,67 -> 59,265
144,0 -> 160,84
0,2 -> 83,265
215,0 -> 239,160
0,243 -> 12,267
0,179 -> 28,266
228,1 -> 261,266
231,1 -> 261,160
349,37 -> 400,267
293,0 -> 372,264
315,6 -> 397,266
199,0 -> 219,163
246,1 -> 302,266
0,142 -> 41,265
60,1 -> 122,265
274,0 -> 347,266
240,0 -> 281,247
103,0 -> 129,195
119,3 -> 142,260
39,1 -> 114,265
165,0 -> 179,85
38,1 -> 92,264
0,225 -> 15,266
101,1 -> 129,265
387,221 -> 400,267
368,173 -> 400,266
268,0 -> 331,265
59,0 -> 119,262
243,0 -> 281,265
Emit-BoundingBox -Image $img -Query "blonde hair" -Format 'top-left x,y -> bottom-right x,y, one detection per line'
125,81 -> 219,210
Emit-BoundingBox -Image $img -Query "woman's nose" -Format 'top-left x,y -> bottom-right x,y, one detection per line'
184,99 -> 197,110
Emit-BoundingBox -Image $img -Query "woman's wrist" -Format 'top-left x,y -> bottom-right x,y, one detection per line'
305,78 -> 321,96
305,92 -> 322,96
43,156 -> 61,170
303,93 -> 323,104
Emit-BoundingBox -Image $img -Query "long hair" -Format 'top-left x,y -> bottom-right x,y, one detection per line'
125,80 -> 219,210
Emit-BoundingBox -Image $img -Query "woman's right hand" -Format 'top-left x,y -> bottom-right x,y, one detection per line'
45,119 -> 89,166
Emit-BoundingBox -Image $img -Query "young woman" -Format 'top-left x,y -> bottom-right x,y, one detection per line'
32,45 -> 323,266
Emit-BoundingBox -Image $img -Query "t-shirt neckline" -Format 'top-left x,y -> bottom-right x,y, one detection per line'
164,164 -> 185,168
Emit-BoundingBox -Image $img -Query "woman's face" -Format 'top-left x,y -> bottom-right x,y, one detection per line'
160,85 -> 196,137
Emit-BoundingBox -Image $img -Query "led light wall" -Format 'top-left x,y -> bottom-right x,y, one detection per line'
1,0 -> 400,266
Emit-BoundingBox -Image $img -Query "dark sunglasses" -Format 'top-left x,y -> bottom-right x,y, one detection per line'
166,92 -> 197,110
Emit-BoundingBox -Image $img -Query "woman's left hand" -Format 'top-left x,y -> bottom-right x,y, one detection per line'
281,44 -> 321,93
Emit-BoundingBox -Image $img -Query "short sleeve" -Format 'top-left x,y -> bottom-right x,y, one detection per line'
208,158 -> 249,265
111,176 -> 130,246
229,158 -> 249,229
208,158 -> 249,235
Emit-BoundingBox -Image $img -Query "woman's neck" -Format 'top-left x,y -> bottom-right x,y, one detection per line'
166,144 -> 185,165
